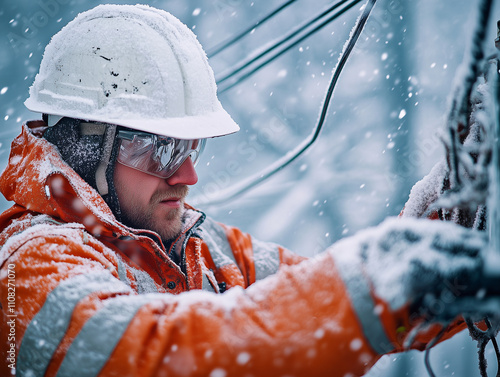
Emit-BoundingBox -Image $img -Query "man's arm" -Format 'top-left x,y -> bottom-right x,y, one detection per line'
0,218 -> 484,377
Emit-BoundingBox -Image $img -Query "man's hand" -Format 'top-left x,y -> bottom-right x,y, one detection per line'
328,217 -> 497,322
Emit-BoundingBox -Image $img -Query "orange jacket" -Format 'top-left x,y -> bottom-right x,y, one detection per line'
0,122 -> 463,377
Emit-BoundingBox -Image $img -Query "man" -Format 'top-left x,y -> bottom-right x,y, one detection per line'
0,4 -> 494,377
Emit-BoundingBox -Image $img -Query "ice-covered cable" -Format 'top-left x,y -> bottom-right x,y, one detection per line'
444,0 -> 495,190
426,0 -> 499,375
429,0 -> 495,215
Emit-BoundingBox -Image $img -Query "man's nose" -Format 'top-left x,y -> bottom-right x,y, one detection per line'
165,157 -> 198,186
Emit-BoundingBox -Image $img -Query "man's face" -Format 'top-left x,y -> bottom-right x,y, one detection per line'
113,157 -> 198,243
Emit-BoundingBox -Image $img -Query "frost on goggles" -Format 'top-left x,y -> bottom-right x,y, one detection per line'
116,130 -> 205,179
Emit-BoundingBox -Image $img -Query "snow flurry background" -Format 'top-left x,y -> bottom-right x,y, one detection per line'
0,0 -> 499,375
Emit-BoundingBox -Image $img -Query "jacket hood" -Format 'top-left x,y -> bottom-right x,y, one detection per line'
1,121 -> 120,233
0,121 -> 205,247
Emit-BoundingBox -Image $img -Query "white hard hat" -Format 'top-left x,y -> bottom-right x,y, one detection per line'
25,4 -> 239,139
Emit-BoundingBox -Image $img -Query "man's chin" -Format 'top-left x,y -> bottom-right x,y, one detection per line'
153,210 -> 184,243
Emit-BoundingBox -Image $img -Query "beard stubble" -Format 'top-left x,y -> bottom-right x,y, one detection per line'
120,185 -> 189,244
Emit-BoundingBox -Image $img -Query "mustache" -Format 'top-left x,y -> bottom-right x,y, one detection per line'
150,185 -> 189,204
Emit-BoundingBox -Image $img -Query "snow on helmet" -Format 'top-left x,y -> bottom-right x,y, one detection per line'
25,4 -> 239,139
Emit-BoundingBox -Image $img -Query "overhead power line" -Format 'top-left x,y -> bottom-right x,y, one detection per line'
207,0 -> 298,58
194,0 -> 377,207
216,0 -> 363,94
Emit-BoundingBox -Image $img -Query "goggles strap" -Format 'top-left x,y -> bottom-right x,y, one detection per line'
80,122 -> 106,136
95,124 -> 117,196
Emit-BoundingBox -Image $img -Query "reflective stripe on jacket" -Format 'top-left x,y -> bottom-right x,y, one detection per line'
0,122 -> 462,377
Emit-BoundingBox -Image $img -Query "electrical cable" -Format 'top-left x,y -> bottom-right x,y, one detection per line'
424,326 -> 447,377
218,0 -> 362,94
216,0 -> 354,84
194,0 -> 377,207
485,318 -> 500,377
216,0 -> 361,92
207,0 -> 298,58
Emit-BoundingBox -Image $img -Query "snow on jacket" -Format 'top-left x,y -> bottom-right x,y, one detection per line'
0,121 -> 463,377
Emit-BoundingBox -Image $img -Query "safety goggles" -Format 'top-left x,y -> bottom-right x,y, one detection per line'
116,129 -> 206,179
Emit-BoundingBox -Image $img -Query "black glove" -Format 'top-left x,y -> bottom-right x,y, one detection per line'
329,217 -> 493,322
